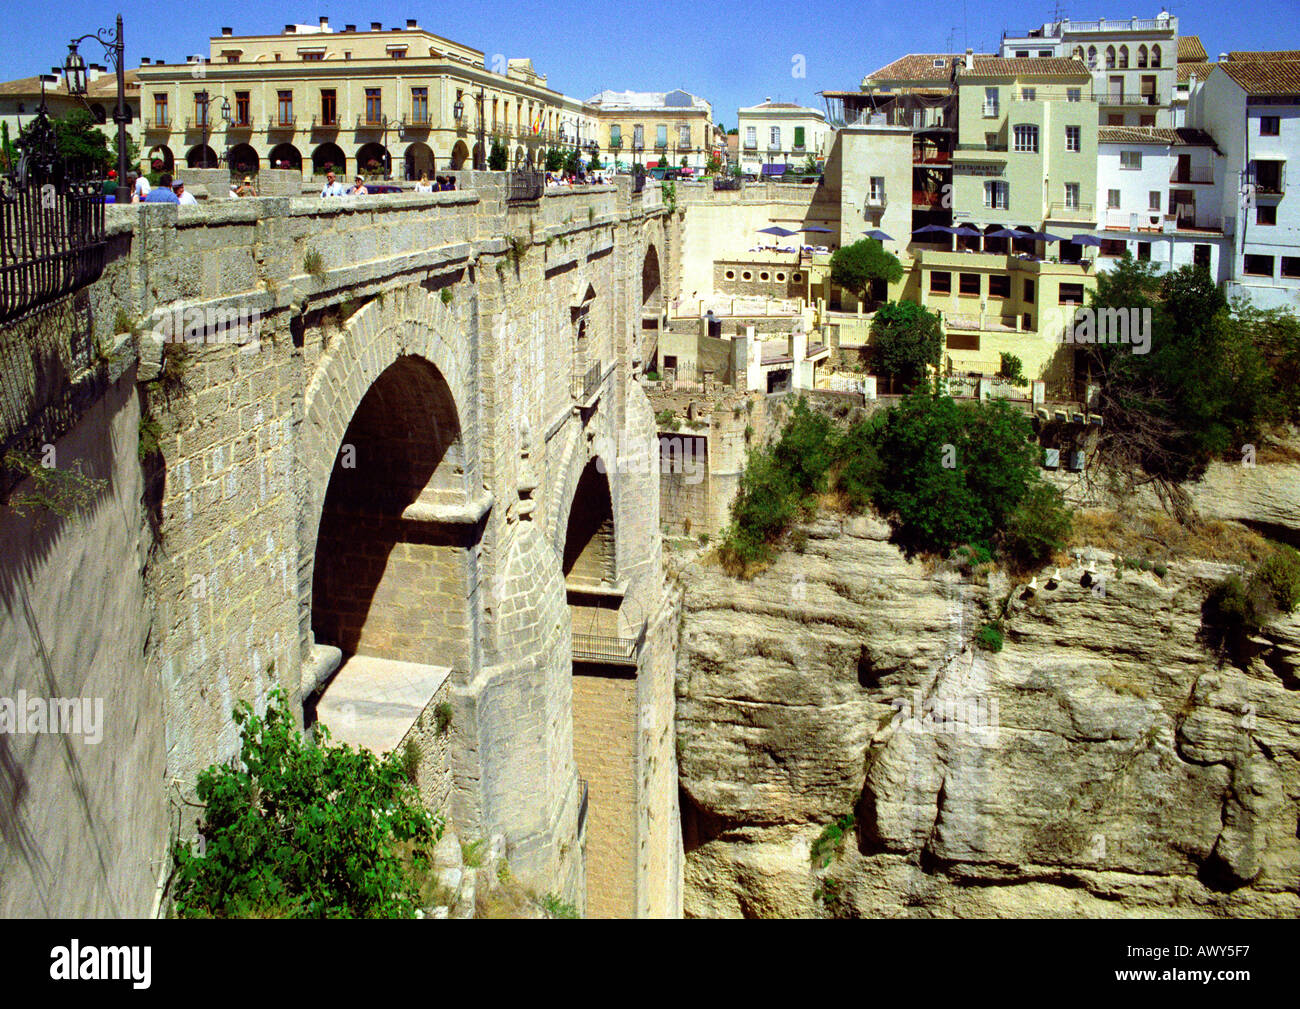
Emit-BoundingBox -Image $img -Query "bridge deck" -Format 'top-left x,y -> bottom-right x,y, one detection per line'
315,654 -> 452,755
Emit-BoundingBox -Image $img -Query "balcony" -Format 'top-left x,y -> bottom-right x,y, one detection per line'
405,112 -> 432,128
144,117 -> 170,132
1170,169 -> 1213,185
572,623 -> 646,668
1101,91 -> 1164,107
230,116 -> 254,130
1046,202 -> 1096,220
1251,162 -> 1286,196
312,115 -> 339,129
268,116 -> 296,131
743,141 -> 758,150
507,169 -> 543,202
574,359 -> 603,406
185,117 -> 213,132
356,116 -> 388,130
982,103 -> 1001,118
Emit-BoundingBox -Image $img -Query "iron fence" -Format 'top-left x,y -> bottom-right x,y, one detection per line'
713,177 -> 742,191
507,169 -> 544,201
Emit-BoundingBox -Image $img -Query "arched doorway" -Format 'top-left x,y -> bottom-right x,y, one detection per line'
514,145 -> 525,168
228,142 -> 259,176
311,354 -> 472,685
355,142 -> 389,179
403,141 -> 434,180
184,144 -> 216,169
267,142 -> 302,172
640,245 -> 663,366
450,140 -> 470,170
472,141 -> 484,171
313,141 -> 346,177
148,144 -> 175,174
563,456 -> 637,917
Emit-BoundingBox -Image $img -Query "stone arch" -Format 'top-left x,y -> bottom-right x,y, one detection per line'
356,142 -> 389,178
267,142 -> 302,171
403,141 -> 435,180
313,141 -> 346,176
299,287 -> 476,665
184,144 -> 217,169
228,142 -> 259,175
451,139 -> 470,169
148,144 -> 174,174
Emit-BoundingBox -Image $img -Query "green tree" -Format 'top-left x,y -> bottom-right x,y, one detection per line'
544,147 -> 564,173
488,138 -> 508,171
872,393 -> 1039,555
170,688 -> 442,918
19,107 -> 110,173
588,151 -> 602,171
998,352 -> 1027,383
870,300 -> 944,390
803,154 -> 818,175
706,152 -> 722,175
830,238 -> 904,308
0,121 -> 14,172
563,147 -> 581,176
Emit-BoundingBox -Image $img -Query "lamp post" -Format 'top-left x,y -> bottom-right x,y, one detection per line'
475,86 -> 485,171
219,95 -> 232,170
64,13 -> 130,183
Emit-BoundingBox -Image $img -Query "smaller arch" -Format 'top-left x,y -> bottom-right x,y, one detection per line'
89,103 -> 107,124
1118,45 -> 1129,68
1137,45 -> 1148,68
1151,44 -> 1162,67
451,139 -> 470,170
355,142 -> 390,178
313,141 -> 346,177
227,142 -> 260,175
1105,45 -> 1116,69
148,144 -> 174,174
403,141 -> 434,180
185,143 -> 218,169
267,142 -> 302,172
1087,45 -> 1098,68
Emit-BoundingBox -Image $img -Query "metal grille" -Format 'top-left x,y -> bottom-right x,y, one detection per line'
713,178 -> 742,191
507,169 -> 544,202
572,629 -> 644,666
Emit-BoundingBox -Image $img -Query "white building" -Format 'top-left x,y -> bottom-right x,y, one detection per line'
1190,56 -> 1300,308
1095,126 -> 1231,282
737,100 -> 831,178
1000,13 -> 1179,127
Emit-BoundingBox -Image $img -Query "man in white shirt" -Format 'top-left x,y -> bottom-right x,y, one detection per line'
320,171 -> 345,197
134,174 -> 151,201
172,179 -> 198,206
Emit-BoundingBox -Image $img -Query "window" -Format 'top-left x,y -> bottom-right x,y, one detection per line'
744,125 -> 756,149
1100,238 -> 1127,257
656,124 -> 668,148
1024,278 -> 1035,301
1139,114 -> 1156,127
929,271 -> 951,294
1149,191 -> 1161,211
1260,116 -> 1281,136
1039,49 -> 1053,58
793,272 -> 802,282
724,270 -> 735,280
741,272 -> 752,281
769,126 -> 781,148
1064,183 -> 1080,209
1107,189 -> 1121,209
1106,114 -> 1124,126
365,88 -> 382,125
1281,257 -> 1300,278
1013,124 -> 1038,153
1105,45 -> 1116,69
959,273 -> 981,295
235,91 -> 250,126
985,132 -> 1000,151
302,51 -> 325,61
760,272 -> 769,281
1194,244 -> 1212,269
794,126 -> 805,149
1258,204 -> 1278,225
989,274 -> 1011,298
411,87 -> 428,123
277,90 -> 293,125
388,47 -> 406,59
633,124 -> 645,148
194,91 -> 209,127
153,93 -> 168,126
1250,160 -> 1284,194
1244,254 -> 1274,277
1120,150 -> 1142,170
1118,46 -> 1130,68
776,272 -> 786,281
1059,282 -> 1085,304
1087,45 -> 1098,68
1137,45 -> 1148,68
1137,241 -> 1151,261
984,180 -> 1009,209
869,176 -> 885,202
1015,50 -> 1029,58
984,87 -> 999,116
934,58 -> 948,67
1066,86 -> 1082,102
679,124 -> 691,147
1021,88 -> 1036,101
320,89 -> 336,126
610,124 -> 622,146
1065,125 -> 1080,152
1151,44 -> 1161,68
225,53 -> 240,64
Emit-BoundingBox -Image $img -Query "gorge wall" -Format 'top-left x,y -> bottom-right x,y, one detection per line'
676,511 -> 1300,918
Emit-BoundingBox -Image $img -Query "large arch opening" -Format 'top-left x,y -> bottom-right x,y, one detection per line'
356,142 -> 390,179
313,141 -> 346,177
309,354 -> 473,742
451,140 -> 470,170
640,244 -> 663,367
563,457 -> 637,917
184,144 -> 216,169
148,144 -> 174,174
267,142 -> 302,172
403,141 -> 435,180
227,142 -> 260,176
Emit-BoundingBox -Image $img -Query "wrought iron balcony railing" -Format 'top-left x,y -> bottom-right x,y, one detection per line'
506,169 -> 544,201
312,115 -> 339,129
268,116 -> 295,130
575,359 -> 603,404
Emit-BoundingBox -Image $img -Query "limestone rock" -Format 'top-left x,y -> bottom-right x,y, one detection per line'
677,517 -> 1300,918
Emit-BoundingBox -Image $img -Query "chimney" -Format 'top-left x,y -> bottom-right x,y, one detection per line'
221,27 -> 232,36
371,21 -> 382,30
406,18 -> 417,28
344,24 -> 356,32
1219,52 -> 1228,62
285,24 -> 296,33
319,16 -> 329,30
965,48 -> 974,70
155,58 -> 165,65
140,57 -> 150,64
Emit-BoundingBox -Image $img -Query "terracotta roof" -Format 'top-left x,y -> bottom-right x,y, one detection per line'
1097,126 -> 1221,152
867,54 -> 975,82
1177,36 -> 1207,62
1176,62 -> 1213,85
0,69 -> 138,98
1218,59 -> 1300,95
961,56 -> 1092,78
1226,50 -> 1300,61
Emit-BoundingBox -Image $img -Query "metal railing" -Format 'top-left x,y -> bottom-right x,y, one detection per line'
144,117 -> 170,131
312,115 -> 339,129
632,173 -> 646,194
1101,91 -> 1164,106
268,116 -> 295,130
571,624 -> 646,666
507,169 -> 544,201
1170,170 -> 1214,184
713,177 -> 742,190
576,359 -> 602,402
1047,201 -> 1095,217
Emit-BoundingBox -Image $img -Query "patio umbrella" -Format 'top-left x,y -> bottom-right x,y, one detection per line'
863,229 -> 893,241
1069,234 -> 1103,246
985,227 -> 1022,239
758,226 -> 799,237
950,225 -> 983,237
801,225 -> 833,233
912,224 -> 953,235
1023,231 -> 1069,242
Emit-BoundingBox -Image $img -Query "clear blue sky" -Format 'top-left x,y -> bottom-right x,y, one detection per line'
2,0 -> 1298,126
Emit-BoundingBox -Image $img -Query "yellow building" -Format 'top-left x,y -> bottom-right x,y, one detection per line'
133,18 -> 596,179
586,89 -> 714,172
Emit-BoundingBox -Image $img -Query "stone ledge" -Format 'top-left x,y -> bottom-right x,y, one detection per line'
401,491 -> 494,525
315,654 -> 452,755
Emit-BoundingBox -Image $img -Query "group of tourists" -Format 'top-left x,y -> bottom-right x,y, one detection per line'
412,173 -> 458,193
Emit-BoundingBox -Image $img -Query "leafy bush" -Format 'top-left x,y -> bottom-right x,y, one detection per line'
655,408 -> 680,432
998,352 -> 1027,384
829,239 -> 903,306
170,688 -> 442,918
832,416 -> 885,511
1252,546 -> 1300,615
810,814 -> 856,868
719,448 -> 797,571
975,623 -> 1004,652
999,481 -> 1072,573
772,397 -> 836,496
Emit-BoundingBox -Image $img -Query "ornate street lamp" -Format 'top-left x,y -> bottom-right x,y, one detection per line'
65,14 -> 130,183
453,97 -> 464,123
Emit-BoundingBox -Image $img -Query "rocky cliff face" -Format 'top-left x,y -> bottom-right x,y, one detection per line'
676,514 -> 1300,917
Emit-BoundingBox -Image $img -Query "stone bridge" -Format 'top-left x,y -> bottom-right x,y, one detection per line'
0,173 -> 683,917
